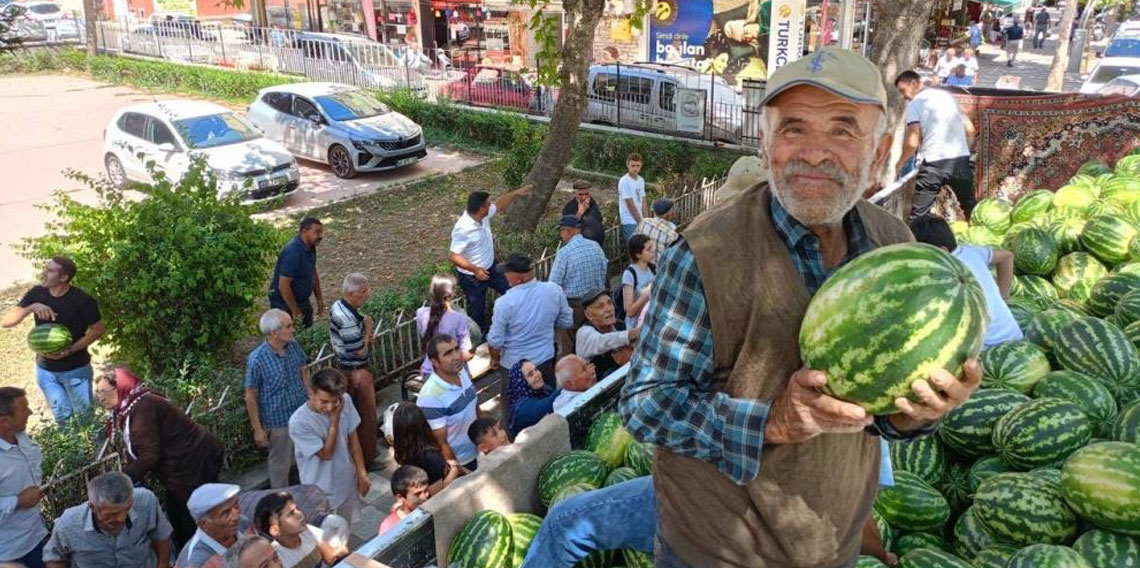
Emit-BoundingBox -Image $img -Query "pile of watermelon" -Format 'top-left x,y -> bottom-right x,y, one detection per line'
857,153 -> 1140,567
448,412 -> 655,568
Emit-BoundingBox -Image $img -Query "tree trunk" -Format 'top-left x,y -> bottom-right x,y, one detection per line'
504,0 -> 605,232
1046,0 -> 1080,92
83,0 -> 98,56
869,0 -> 939,115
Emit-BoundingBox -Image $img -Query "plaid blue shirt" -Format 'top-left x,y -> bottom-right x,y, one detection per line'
245,340 -> 309,428
620,197 -> 925,485
548,234 -> 608,299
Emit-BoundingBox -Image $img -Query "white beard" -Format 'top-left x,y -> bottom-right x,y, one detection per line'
768,158 -> 873,226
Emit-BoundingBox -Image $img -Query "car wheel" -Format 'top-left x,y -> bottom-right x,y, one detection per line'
105,154 -> 128,189
328,145 -> 357,179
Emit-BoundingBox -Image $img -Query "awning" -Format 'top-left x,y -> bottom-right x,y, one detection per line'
986,0 -> 1021,9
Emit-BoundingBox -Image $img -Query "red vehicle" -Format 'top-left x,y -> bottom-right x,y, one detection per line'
438,66 -> 547,111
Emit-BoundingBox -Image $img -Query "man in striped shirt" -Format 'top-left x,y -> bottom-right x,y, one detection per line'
328,273 -> 378,468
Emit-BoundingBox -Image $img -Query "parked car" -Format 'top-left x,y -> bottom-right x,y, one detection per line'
1097,74 -> 1140,97
246,82 -> 427,179
1081,57 -> 1140,93
437,66 -> 548,111
583,62 -> 743,143
0,3 -> 47,43
1104,35 -> 1140,58
102,100 -> 299,201
276,31 -> 425,91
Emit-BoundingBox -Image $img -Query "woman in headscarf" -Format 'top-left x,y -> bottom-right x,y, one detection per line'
93,366 -> 224,546
505,359 -> 559,438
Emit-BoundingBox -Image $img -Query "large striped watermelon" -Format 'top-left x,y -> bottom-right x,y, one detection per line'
1052,252 -> 1108,298
992,397 -> 1092,469
1024,309 -> 1080,356
962,226 -> 1003,247
1069,279 -> 1098,304
623,441 -> 653,476
506,513 -> 542,568
1012,189 -> 1055,223
1033,370 -> 1120,436
1112,400 -> 1140,443
953,504 -> 1003,559
968,456 -> 1016,493
623,549 -> 653,568
551,482 -> 598,507
1054,317 -> 1140,404
1089,199 -> 1125,218
537,451 -> 609,507
871,508 -> 894,552
1102,175 -> 1140,206
1031,466 -> 1065,486
1048,217 -> 1087,255
889,435 -> 948,484
1125,320 -> 1140,351
972,198 -> 1013,235
585,412 -> 633,469
799,243 -> 987,414
1054,185 -> 1098,217
980,341 -> 1051,394
1087,272 -> 1140,317
1057,298 -> 1095,316
1008,301 -> 1037,330
1117,261 -> 1140,276
604,466 -> 640,487
1080,160 -> 1115,177
972,545 -> 1019,568
1082,215 -> 1140,265
898,547 -> 973,568
573,550 -> 614,568
1116,288 -> 1140,327
1061,441 -> 1140,536
873,471 -> 950,531
892,532 -> 953,556
1007,544 -> 1095,568
26,323 -> 72,354
939,389 -> 1031,459
855,556 -> 889,568
936,460 -> 972,516
1009,228 -> 1060,275
1126,200 -> 1140,229
1120,154 -> 1140,174
973,472 -> 1079,545
449,510 -> 513,568
1015,275 -> 1060,300
1071,528 -> 1140,568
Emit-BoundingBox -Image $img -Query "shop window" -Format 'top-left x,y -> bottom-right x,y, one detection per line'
659,81 -> 676,112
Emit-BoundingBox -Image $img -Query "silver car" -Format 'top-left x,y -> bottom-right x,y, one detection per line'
246,82 -> 426,179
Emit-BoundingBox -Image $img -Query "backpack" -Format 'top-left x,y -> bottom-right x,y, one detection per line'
611,265 -> 655,323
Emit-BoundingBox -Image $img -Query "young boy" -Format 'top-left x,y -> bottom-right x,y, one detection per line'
253,491 -> 347,568
910,216 -> 1023,347
467,417 -> 510,457
618,153 -> 647,244
378,466 -> 431,535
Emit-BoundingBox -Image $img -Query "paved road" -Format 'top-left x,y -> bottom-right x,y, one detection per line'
0,74 -> 481,289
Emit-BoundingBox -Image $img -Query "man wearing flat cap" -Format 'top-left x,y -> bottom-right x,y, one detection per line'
561,180 -> 606,247
486,253 -> 573,389
620,49 -> 982,567
549,215 -> 607,358
635,198 -> 679,255
176,484 -> 243,568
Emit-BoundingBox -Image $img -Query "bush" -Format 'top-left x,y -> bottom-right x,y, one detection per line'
86,55 -> 294,103
20,161 -> 286,373
0,47 -> 89,74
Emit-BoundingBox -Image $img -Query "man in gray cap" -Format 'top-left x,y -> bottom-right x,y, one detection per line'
635,198 -> 679,255
549,215 -> 608,358
176,483 -> 242,568
619,49 -> 982,567
486,253 -> 573,387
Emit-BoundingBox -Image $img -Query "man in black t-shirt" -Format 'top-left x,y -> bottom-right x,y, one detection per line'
2,257 -> 104,425
561,180 -> 606,247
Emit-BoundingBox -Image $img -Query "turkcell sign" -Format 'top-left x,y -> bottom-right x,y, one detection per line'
767,0 -> 806,78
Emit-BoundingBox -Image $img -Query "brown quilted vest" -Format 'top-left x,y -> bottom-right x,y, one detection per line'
655,182 -> 914,567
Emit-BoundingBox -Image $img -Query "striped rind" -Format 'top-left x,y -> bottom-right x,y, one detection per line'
537,450 -> 609,507
874,471 -> 951,531
1087,272 -> 1140,317
855,556 -> 889,568
939,389 -> 1031,459
1112,400 -> 1140,443
506,513 -> 542,568
550,481 -> 598,508
897,547 -> 974,568
973,472 -> 1079,545
572,550 -> 614,568
1007,544 -> 1095,568
1012,189 -> 1055,223
992,397 -> 1092,469
889,435 -> 948,485
1103,176 -> 1140,206
623,549 -> 654,568
892,532 -> 953,556
26,323 -> 72,354
1009,228 -> 1059,275
1052,252 -> 1109,298
1016,274 -> 1061,300
1082,215 -> 1140,265
1008,301 -> 1036,329
1089,199 -> 1125,218
1071,528 -> 1140,568
1033,370 -> 1120,436
872,507 -> 894,552
962,226 -> 1003,247
980,341 -> 1051,394
1061,441 -> 1140,536
936,460 -> 973,516
1116,289 -> 1140,328
801,243 -> 988,414
585,412 -> 633,469
968,456 -> 1016,493
972,545 -> 1020,568
604,466 -> 641,487
623,441 -> 653,476
1125,320 -> 1140,352
449,510 -> 513,568
1054,185 -> 1098,217
1048,217 -> 1087,255
1055,317 -> 1140,403
953,505 -> 1002,560
1025,309 -> 1081,354
972,198 -> 1013,235
1031,466 -> 1064,486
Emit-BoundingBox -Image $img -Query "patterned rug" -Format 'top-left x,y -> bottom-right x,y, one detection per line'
953,92 -> 1140,203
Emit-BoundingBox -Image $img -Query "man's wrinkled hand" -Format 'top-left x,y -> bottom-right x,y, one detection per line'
765,368 -> 874,445
891,358 -> 983,431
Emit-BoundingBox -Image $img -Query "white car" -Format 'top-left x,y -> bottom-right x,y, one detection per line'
1097,74 -> 1140,97
103,100 -> 300,201
1080,56 -> 1140,94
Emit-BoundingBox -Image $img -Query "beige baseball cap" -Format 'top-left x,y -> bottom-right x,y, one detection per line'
759,49 -> 888,112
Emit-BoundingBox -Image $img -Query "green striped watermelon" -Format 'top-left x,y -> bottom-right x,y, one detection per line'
855,556 -> 889,568
1007,544 -> 1095,568
1117,261 -> 1140,275
874,471 -> 951,531
1054,185 -> 1098,217
537,451 -> 610,507
872,507 -> 894,552
1071,528 -> 1140,568
623,549 -> 653,568
1080,161 -> 1115,177
992,397 -> 1092,469
604,466 -> 641,487
1087,272 -> 1140,317
893,532 -> 953,556
954,506 -> 1003,560
585,412 -> 634,469
1125,320 -> 1140,352
1119,155 -> 1140,175
940,389 -> 1031,459
980,341 -> 1051,394
962,226 -> 1003,247
623,441 -> 652,476
1015,275 -> 1061,300
1126,200 -> 1140,229
972,545 -> 1019,568
1082,215 -> 1140,265
898,548 -> 973,568
1054,317 -> 1140,404
1116,289 -> 1140,328
1008,301 -> 1037,330
1012,189 -> 1055,223
551,481 -> 598,507
800,243 -> 987,414
1062,441 -> 1140,536
1131,234 -> 1140,262
1033,370 -> 1119,437
1057,299 -> 1095,316
1010,293 -> 1059,313
1112,400 -> 1140,443
1069,279 -> 1098,304
26,323 -> 72,354
972,198 -> 1013,235
969,456 -> 1016,493
449,510 -> 513,568
507,513 -> 542,568
572,550 -> 614,568
1102,175 -> 1140,206
1031,466 -> 1064,486
1009,228 -> 1060,275
1089,200 -> 1125,218
973,472 -> 1079,545
1048,217 -> 1087,255
889,435 -> 948,485
1052,252 -> 1109,298
1025,309 -> 1080,356
936,461 -> 973,516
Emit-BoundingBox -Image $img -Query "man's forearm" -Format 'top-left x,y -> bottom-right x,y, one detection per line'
0,306 -> 30,328
71,321 -> 105,352
244,390 -> 263,431
154,538 -> 171,568
449,253 -> 479,273
349,432 -> 367,478
316,419 -> 341,460
312,271 -> 323,304
279,282 -> 301,314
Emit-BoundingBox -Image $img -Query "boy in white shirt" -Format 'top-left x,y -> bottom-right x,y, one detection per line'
253,491 -> 348,568
617,153 -> 647,244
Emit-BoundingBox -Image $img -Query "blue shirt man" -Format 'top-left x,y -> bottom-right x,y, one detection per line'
245,309 -> 310,489
548,216 -> 608,300
269,218 -> 324,327
488,253 -> 574,386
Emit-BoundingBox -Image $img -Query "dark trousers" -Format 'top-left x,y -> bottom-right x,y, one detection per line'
1033,26 -> 1048,48
910,156 -> 976,223
14,536 -> 48,568
456,264 -> 510,336
268,296 -> 314,328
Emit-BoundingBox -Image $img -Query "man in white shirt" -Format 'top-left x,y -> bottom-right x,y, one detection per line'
417,334 -> 481,470
960,48 -> 980,84
253,491 -> 346,568
932,47 -> 961,83
0,387 -> 48,568
894,70 -> 978,223
617,153 -> 648,244
448,184 -> 533,335
552,355 -> 599,413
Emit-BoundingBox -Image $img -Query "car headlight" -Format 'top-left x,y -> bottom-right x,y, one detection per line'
351,139 -> 369,151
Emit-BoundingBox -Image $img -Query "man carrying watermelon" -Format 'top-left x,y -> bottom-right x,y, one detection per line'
620,50 -> 984,568
3,256 -> 105,425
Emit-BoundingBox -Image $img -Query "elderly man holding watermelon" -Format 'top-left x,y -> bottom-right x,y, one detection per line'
620,49 -> 986,568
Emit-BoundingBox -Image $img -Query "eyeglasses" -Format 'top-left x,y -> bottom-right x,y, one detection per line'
95,387 -> 116,396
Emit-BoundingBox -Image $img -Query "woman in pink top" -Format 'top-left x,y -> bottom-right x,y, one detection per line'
415,275 -> 475,377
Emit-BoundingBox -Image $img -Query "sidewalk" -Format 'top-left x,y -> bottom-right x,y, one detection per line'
970,14 -> 1085,92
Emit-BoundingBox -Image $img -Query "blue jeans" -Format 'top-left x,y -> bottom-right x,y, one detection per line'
455,264 -> 510,336
621,223 -> 637,245
36,364 -> 93,424
520,476 -> 656,568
